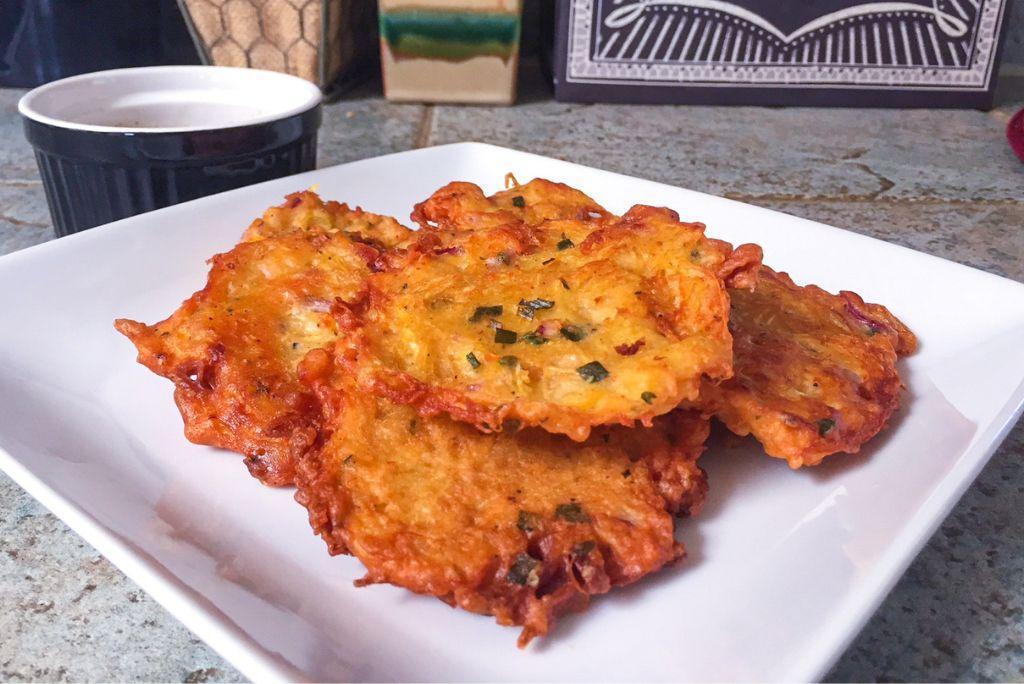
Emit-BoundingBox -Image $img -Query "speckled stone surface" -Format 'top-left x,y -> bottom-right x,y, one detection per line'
1,58 -> 1023,682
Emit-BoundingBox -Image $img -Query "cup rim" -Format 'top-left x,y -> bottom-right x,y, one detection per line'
18,65 -> 323,135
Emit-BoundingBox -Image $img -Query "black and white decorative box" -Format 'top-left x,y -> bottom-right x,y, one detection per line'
546,0 -> 1013,107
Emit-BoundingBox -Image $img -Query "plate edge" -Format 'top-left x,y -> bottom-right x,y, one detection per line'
799,378 -> 1024,681
0,444 -> 306,683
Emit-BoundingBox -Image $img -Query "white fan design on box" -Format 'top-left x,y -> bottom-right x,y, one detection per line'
597,0 -> 975,66
564,0 -> 1006,91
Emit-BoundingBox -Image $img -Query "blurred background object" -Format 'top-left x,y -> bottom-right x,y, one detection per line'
379,0 -> 523,104
177,0 -> 378,96
544,0 -> 1014,108
0,0 -> 200,88
1009,107 -> 1024,161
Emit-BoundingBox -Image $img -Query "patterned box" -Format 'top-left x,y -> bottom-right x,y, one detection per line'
548,0 -> 1013,107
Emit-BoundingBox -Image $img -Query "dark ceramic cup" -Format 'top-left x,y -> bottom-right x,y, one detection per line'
19,66 -> 322,237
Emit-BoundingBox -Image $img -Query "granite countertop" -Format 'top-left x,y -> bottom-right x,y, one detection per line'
1,62 -> 1023,681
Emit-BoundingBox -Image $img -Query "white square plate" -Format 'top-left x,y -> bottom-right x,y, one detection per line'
1,143 -> 1022,682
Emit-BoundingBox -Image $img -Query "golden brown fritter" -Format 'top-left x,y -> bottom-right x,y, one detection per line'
114,224 -> 408,485
111,176 -> 920,653
342,197 -> 757,441
411,178 -> 613,234
241,189 -> 413,249
702,266 -> 916,467
295,349 -> 709,647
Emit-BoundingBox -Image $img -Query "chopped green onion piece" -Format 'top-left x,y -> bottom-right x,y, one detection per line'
499,355 -> 519,367
528,298 -> 554,310
577,361 -> 609,383
494,328 -> 518,345
573,540 -> 596,556
511,195 -> 526,208
557,236 -> 574,250
506,554 -> 540,586
517,298 -> 555,319
522,330 -> 548,346
555,502 -> 590,523
817,418 -> 836,436
466,352 -> 481,369
641,391 -> 657,404
469,305 -> 503,322
560,325 -> 587,342
517,510 -> 539,533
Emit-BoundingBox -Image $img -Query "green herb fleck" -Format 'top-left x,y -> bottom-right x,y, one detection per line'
523,330 -> 548,346
511,195 -> 526,208
494,328 -> 518,345
343,455 -> 354,466
641,391 -> 657,404
866,328 -> 878,336
542,257 -> 555,265
499,355 -> 519,367
560,325 -> 587,342
560,277 -> 571,290
818,418 -> 836,437
577,361 -> 609,383
517,510 -> 539,533
555,502 -> 591,523
690,249 -> 701,261
557,236 -> 574,251
466,352 -> 481,369
469,305 -> 503,322
573,540 -> 596,556
506,554 -> 540,586
496,251 -> 512,265
517,298 -> 555,319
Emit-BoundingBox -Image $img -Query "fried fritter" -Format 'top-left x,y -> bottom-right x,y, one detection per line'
241,189 -> 413,249
343,194 -> 758,441
115,203 -> 412,485
295,348 -> 709,646
411,178 -> 613,234
703,266 -> 916,467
